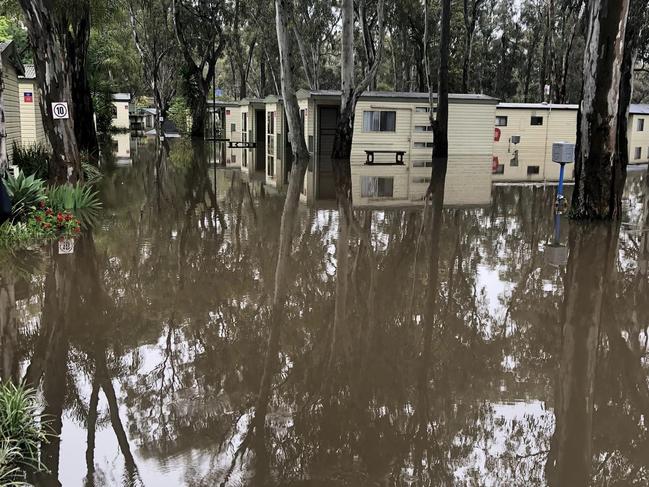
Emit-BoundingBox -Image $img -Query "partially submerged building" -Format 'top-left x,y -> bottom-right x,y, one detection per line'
18,64 -> 47,148
629,104 -> 649,164
111,93 -> 131,130
1,42 -> 24,162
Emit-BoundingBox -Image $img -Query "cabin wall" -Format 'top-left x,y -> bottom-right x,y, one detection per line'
240,104 -> 250,174
225,105 -> 241,167
18,80 -> 46,148
628,114 -> 649,164
111,101 -> 130,129
492,107 -> 577,182
3,62 -> 21,162
350,100 -> 497,206
264,101 -> 283,188
301,98 -> 316,203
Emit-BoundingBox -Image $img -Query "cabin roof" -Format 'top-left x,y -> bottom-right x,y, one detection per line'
497,102 -> 579,110
19,63 -> 36,80
112,93 -> 131,102
0,41 -> 24,76
630,104 -> 649,115
296,89 -> 499,104
208,100 -> 240,108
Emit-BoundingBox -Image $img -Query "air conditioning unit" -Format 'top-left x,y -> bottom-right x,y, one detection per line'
552,142 -> 575,164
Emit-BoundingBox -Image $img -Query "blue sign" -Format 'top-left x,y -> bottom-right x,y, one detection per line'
215,89 -> 223,97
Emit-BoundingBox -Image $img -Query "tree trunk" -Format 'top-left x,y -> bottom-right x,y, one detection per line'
570,0 -> 631,220
432,0 -> 451,162
67,2 -> 99,161
19,0 -> 81,183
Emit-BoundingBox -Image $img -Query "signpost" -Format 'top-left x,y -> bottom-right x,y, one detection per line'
58,238 -> 75,255
52,102 -> 69,119
228,141 -> 256,149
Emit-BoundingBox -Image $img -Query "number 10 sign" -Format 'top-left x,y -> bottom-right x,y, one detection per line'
52,102 -> 69,119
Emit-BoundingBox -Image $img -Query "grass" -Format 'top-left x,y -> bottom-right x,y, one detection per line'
0,382 -> 50,484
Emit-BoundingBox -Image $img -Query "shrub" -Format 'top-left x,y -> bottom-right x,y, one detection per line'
27,203 -> 80,237
93,91 -> 114,134
12,143 -> 50,180
82,162 -> 103,185
46,184 -> 102,228
0,382 -> 49,484
3,172 -> 46,222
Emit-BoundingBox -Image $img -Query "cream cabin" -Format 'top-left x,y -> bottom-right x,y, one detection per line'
18,64 -> 47,148
628,105 -> 649,164
209,101 -> 242,167
295,90 -> 498,206
493,103 -> 578,182
238,98 -> 266,175
1,42 -> 24,163
111,93 -> 131,130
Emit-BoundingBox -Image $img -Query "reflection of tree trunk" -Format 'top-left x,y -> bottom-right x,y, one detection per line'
84,380 -> 100,487
0,279 -> 18,382
546,223 -> 618,486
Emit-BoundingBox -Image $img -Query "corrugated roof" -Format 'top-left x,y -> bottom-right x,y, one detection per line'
302,89 -> 498,102
19,64 -> 36,80
498,102 -> 579,110
630,104 -> 649,115
111,93 -> 131,102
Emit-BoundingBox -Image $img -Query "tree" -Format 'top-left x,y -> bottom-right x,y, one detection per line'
172,0 -> 225,138
570,0 -> 631,220
16,0 -> 83,183
462,0 -> 486,92
331,0 -> 384,203
127,0 -> 178,137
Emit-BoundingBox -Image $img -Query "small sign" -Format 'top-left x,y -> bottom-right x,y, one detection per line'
215,88 -> 223,97
58,238 -> 75,255
24,92 -> 33,103
52,102 -> 69,119
228,141 -> 256,149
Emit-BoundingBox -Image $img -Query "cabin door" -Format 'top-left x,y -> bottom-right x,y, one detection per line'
317,106 -> 339,200
255,109 -> 266,172
284,119 -> 293,184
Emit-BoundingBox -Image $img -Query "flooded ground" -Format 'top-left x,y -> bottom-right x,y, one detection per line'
2,137 -> 649,486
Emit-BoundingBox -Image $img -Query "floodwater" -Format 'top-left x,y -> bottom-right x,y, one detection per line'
2,136 -> 649,487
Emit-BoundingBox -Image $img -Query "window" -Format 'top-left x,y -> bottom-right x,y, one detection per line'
638,119 -> 645,131
412,159 -> 433,167
242,113 -> 248,132
530,116 -> 543,126
360,176 -> 394,197
300,109 -> 306,133
231,123 -> 236,132
635,147 -> 642,159
492,164 -> 504,175
363,111 -> 396,132
496,116 -> 508,127
414,125 -> 433,132
242,114 -> 248,168
232,154 -> 237,164
416,106 -> 436,113
267,111 -> 275,135
111,105 -> 117,119
412,177 -> 431,184
414,142 -> 434,148
527,165 -> 540,175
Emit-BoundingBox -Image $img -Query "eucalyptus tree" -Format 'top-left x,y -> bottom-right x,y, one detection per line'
461,0 -> 486,92
172,0 -> 226,138
126,0 -> 179,137
571,0 -> 631,220
15,0 -> 86,182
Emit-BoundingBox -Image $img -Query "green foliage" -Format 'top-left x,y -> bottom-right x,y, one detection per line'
3,172 -> 46,222
0,15 -> 30,64
12,143 -> 50,181
82,162 -> 103,185
0,382 -> 49,484
168,97 -> 191,135
27,205 -> 81,237
0,221 -> 44,249
92,91 -> 114,134
46,184 -> 102,228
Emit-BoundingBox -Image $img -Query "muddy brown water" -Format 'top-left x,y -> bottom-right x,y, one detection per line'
2,137 -> 649,486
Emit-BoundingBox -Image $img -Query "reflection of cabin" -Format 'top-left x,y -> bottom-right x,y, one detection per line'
629,105 -> 649,164
111,132 -> 132,166
492,103 -> 578,182
0,42 -> 24,162
17,63 -> 47,148
296,90 -> 498,205
111,93 -> 131,129
207,100 -> 241,167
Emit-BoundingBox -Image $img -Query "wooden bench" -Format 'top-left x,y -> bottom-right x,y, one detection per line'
365,150 -> 406,165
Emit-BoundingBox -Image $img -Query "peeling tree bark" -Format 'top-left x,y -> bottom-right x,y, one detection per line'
570,0 -> 631,220
18,0 -> 82,183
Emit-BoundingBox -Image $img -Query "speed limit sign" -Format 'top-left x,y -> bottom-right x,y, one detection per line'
52,102 -> 69,119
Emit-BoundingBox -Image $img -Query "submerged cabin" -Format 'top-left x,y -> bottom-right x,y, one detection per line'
207,100 -> 242,167
629,104 -> 649,164
111,93 -> 131,130
296,90 -> 498,206
18,64 -> 47,148
493,103 -> 578,182
238,98 -> 266,175
1,42 -> 24,162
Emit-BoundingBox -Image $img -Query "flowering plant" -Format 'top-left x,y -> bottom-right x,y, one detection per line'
28,201 -> 81,237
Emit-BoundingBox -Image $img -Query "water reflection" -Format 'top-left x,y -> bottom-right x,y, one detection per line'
3,139 -> 649,485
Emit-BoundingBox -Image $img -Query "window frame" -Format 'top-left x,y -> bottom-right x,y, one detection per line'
530,116 -> 543,126
495,116 -> 508,127
362,110 -> 397,132
638,118 -> 645,132
635,147 -> 642,159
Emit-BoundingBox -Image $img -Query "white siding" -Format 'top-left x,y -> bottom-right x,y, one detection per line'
111,101 -> 130,129
225,105 -> 241,167
18,79 -> 46,147
3,63 -> 21,162
628,114 -> 649,164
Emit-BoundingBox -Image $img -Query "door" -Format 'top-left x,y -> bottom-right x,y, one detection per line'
318,106 -> 339,200
284,119 -> 293,184
255,109 -> 266,172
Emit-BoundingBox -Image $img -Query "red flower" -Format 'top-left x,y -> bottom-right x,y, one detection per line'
57,213 -> 63,223
45,208 -> 53,216
35,216 -> 42,222
74,227 -> 81,233
39,201 -> 45,208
